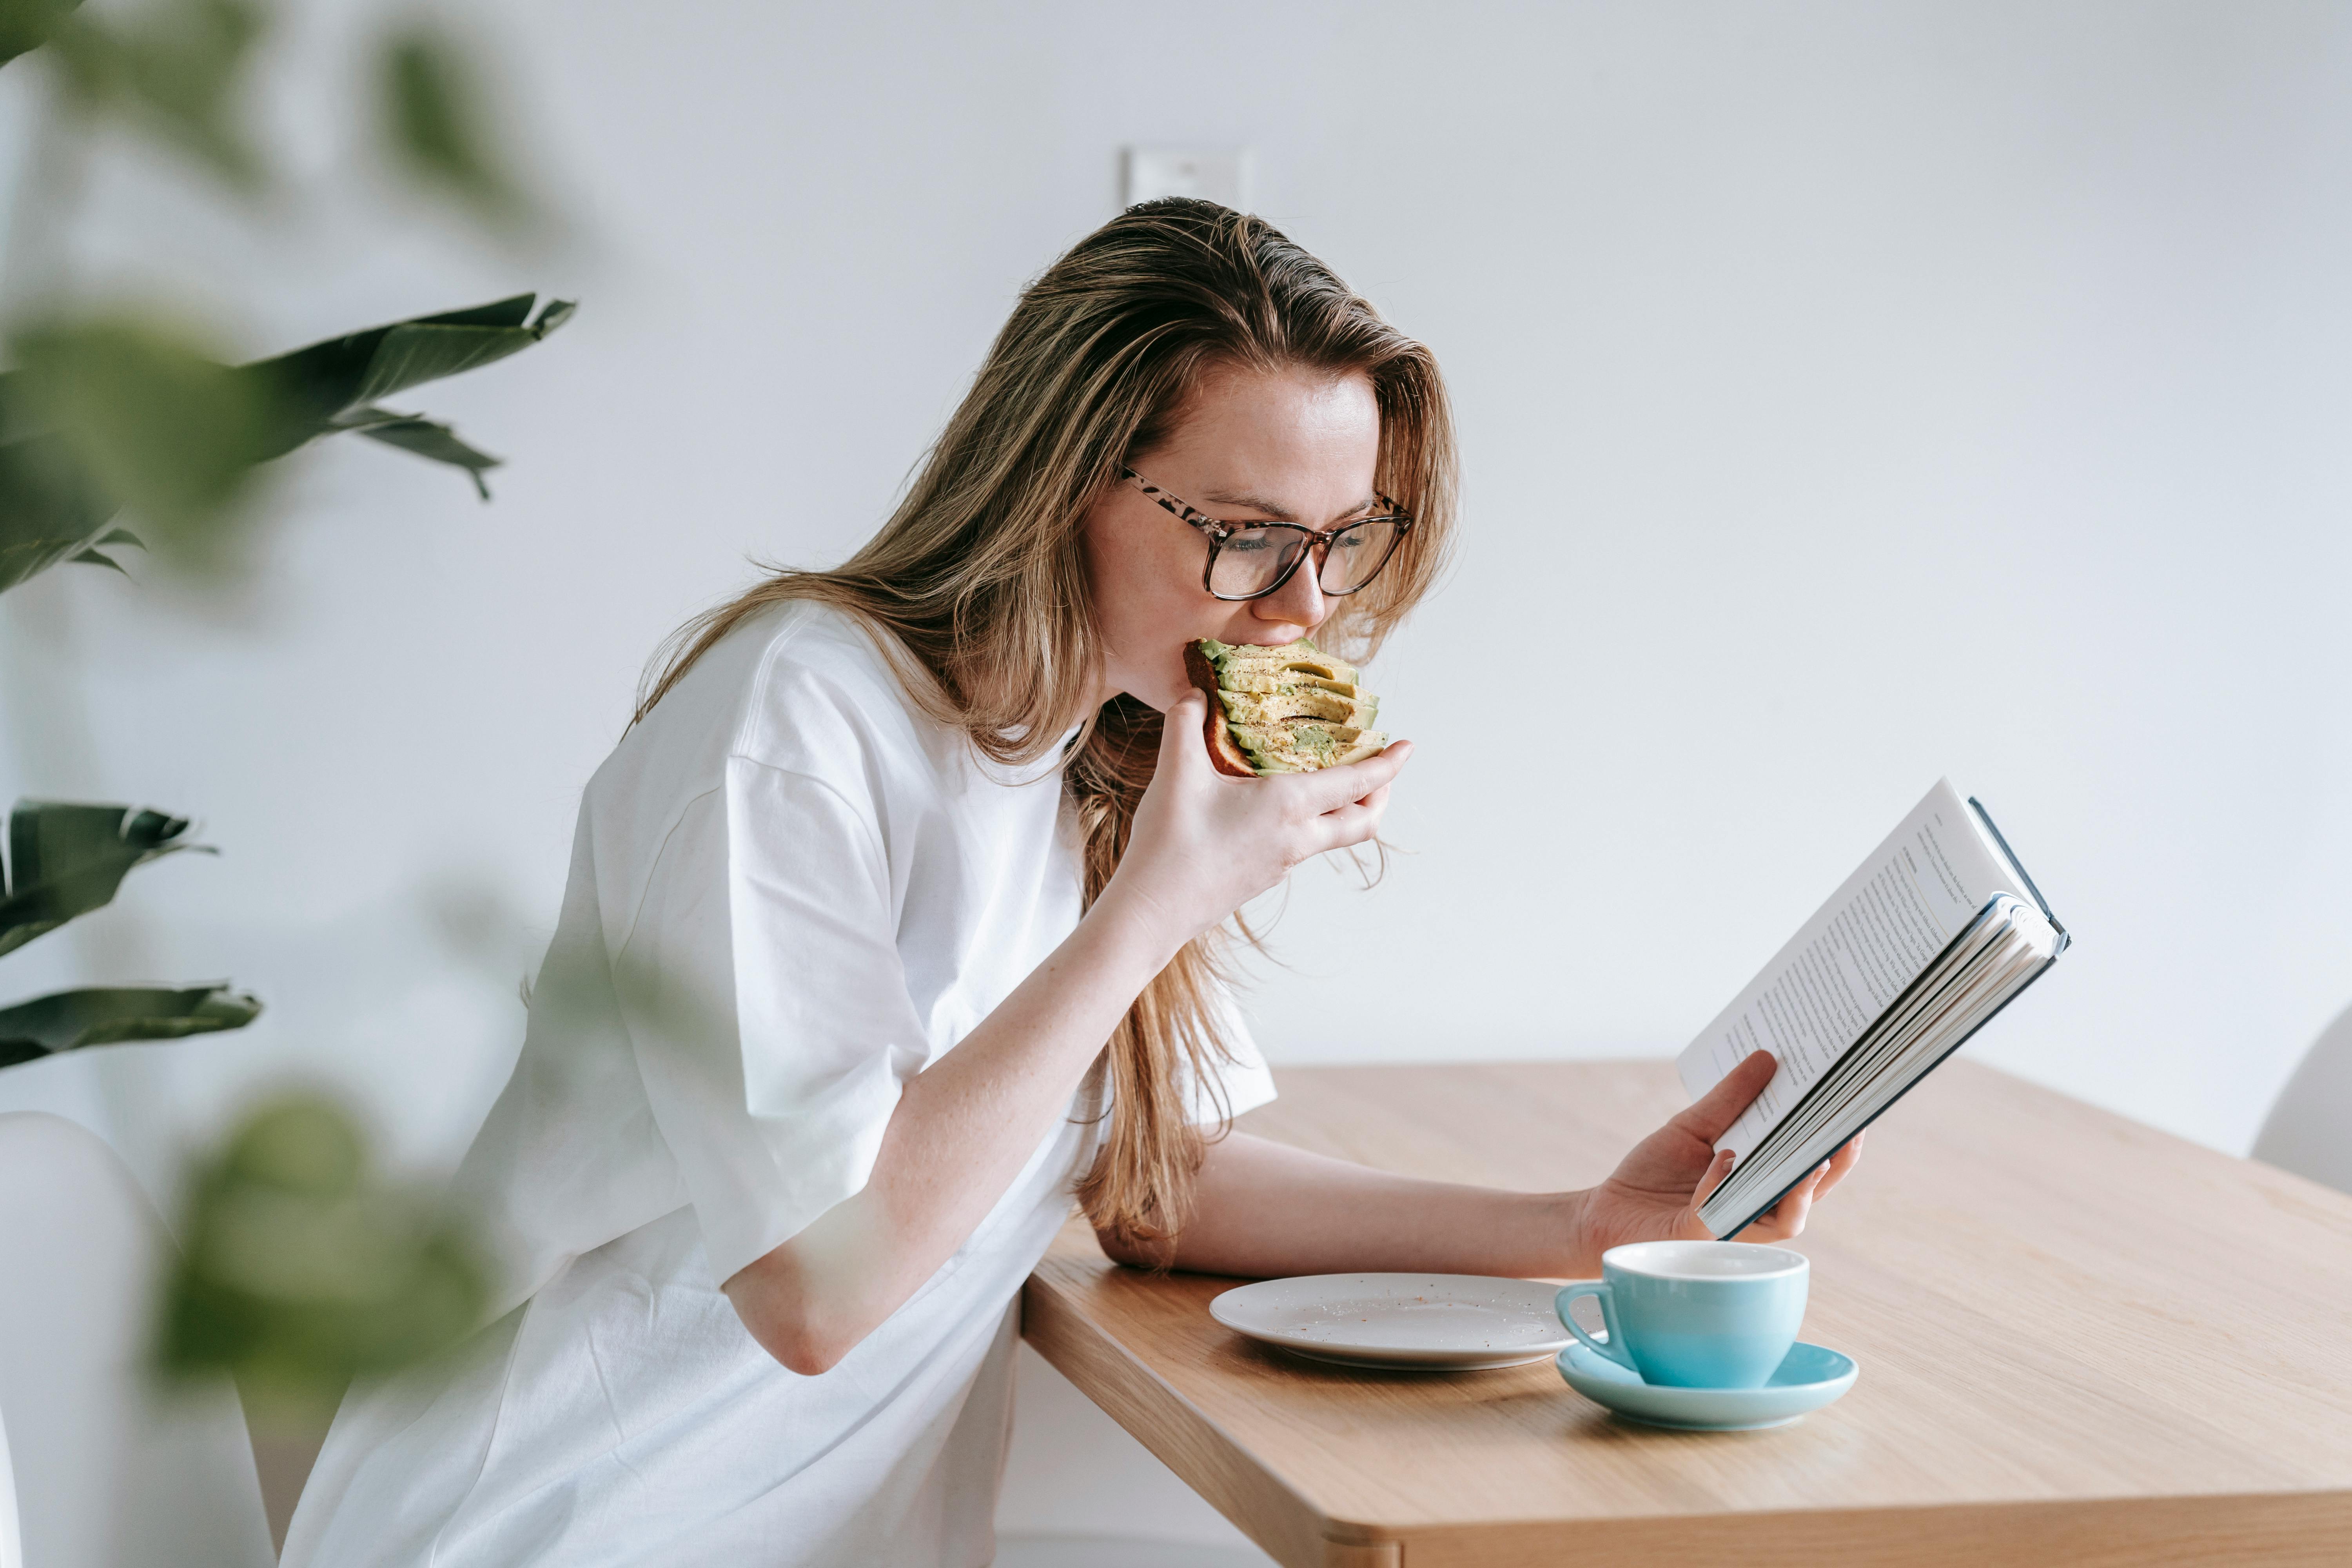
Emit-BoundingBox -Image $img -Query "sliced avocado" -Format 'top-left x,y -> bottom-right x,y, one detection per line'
1227,724 -> 1303,773
1226,718 -> 1383,772
1189,636 -> 1387,777
1214,670 -> 1357,697
1197,637 -> 1359,689
1220,688 -> 1379,728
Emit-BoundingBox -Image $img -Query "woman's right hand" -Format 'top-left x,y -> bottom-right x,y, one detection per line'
1101,688 -> 1412,953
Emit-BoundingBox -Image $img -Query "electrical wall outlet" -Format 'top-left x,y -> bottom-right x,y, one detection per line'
1122,147 -> 1253,210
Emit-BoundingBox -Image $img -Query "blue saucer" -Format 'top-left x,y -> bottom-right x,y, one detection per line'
1554,1340 -> 1857,1431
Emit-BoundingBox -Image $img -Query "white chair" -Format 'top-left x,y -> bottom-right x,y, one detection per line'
996,1344 -> 1276,1567
0,1393 -> 21,1568
2254,1000 -> 2352,1196
0,1112 -> 274,1568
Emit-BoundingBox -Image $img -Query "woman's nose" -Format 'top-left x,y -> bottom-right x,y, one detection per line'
1252,550 -> 1328,630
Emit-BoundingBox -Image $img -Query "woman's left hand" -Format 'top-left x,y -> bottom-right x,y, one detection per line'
1573,1049 -> 1863,1264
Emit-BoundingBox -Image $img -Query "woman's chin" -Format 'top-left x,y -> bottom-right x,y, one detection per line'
1133,677 -> 1190,714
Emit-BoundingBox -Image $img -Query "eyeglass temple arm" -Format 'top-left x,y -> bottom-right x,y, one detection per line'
1121,466 -> 1412,540
1120,466 -> 1231,540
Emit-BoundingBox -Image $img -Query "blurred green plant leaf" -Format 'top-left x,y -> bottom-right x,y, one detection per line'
234,291 -> 573,496
47,0 -> 267,188
71,524 -> 143,570
379,23 -> 536,235
331,406 -> 499,497
0,0 -> 78,69
0,403 -> 142,590
242,293 -> 574,453
0,295 -> 572,593
0,982 -> 260,1066
11,314 -> 280,532
158,1093 -> 492,1427
0,799 -> 210,958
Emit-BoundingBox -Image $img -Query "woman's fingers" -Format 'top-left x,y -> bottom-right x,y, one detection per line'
1749,1176 -> 1808,1239
1157,688 -> 1213,779
1310,793 -> 1389,852
1739,1131 -> 1866,1241
1691,1147 -> 1736,1207
1264,743 -> 1406,853
1122,718 -> 1407,930
1771,1140 -> 1859,1228
1295,741 -> 1411,815
1314,777 -> 1393,842
1811,1132 -> 1864,1201
1785,1167 -> 1826,1227
1114,702 -> 1415,947
1675,1050 -> 1779,1145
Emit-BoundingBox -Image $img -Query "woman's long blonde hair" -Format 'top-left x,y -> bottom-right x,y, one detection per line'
637,200 -> 1457,1249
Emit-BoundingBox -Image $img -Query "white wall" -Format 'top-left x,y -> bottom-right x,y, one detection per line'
6,1 -> 2344,1552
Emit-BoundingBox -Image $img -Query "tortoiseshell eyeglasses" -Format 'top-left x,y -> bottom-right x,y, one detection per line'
1120,466 -> 1416,603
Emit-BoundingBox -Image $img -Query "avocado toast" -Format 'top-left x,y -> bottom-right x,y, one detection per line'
1185,638 -> 1388,777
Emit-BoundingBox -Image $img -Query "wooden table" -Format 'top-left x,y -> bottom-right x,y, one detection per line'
1021,1061 -> 2352,1567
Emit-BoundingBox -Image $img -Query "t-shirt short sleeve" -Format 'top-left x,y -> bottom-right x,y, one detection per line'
615,755 -> 927,1284
1189,984 -> 1278,1126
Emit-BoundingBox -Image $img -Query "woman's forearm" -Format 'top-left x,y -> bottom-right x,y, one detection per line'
1121,1056 -> 1863,1282
1121,1131 -> 1594,1279
726,885 -> 1179,1373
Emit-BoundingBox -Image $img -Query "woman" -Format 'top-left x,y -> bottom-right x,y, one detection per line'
287,200 -> 1859,1567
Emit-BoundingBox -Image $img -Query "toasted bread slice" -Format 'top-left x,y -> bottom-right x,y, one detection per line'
1184,641 -> 1258,777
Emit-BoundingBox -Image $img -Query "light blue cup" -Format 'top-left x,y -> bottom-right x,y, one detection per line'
1555,1240 -> 1808,1389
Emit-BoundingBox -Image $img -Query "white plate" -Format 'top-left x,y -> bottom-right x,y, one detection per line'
1208,1274 -> 1572,1370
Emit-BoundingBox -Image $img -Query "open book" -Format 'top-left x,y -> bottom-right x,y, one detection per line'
1676,780 -> 2069,1238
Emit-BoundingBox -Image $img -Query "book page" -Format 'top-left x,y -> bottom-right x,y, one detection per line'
1699,898 -> 2058,1230
1675,780 -> 2025,1158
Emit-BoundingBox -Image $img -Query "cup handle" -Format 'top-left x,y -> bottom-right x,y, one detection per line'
1555,1282 -> 1637,1374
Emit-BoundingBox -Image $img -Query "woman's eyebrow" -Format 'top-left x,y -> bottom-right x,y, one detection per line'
1200,490 -> 1382,522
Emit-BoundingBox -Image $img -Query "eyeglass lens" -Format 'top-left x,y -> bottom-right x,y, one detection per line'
1209,519 -> 1405,599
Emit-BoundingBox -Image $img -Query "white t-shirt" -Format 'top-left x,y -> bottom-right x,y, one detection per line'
283,601 -> 1274,1568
